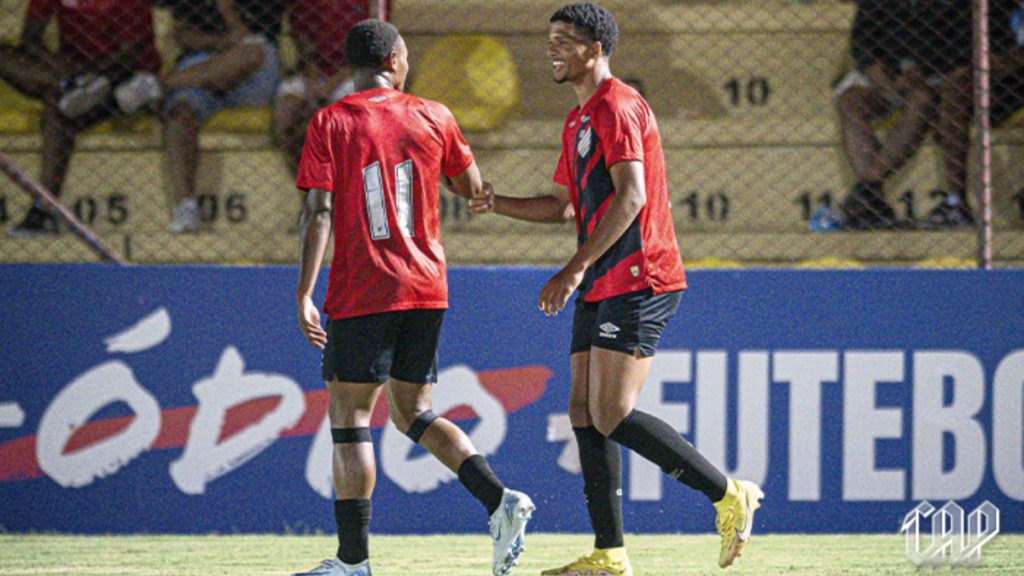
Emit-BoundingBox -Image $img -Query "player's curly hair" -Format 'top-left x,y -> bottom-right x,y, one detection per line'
550,3 -> 619,57
345,19 -> 400,69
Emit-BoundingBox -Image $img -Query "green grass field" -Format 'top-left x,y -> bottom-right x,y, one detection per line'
1,533 -> 1021,575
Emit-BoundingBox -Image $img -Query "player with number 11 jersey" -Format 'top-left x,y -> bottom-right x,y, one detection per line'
292,20 -> 534,576
297,83 -> 474,320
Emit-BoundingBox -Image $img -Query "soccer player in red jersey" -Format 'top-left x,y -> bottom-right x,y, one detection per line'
470,4 -> 763,574
292,19 -> 533,576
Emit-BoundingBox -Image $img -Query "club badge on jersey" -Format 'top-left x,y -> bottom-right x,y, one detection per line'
576,126 -> 594,159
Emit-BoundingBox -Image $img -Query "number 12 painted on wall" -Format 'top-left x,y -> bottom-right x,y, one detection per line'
363,159 -> 414,240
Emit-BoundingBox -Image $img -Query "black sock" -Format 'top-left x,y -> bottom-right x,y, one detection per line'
574,426 -> 624,549
608,409 -> 728,502
457,454 -> 505,516
334,499 -> 371,565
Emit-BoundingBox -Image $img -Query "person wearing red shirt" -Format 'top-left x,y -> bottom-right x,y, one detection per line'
0,0 -> 161,236
470,4 -> 763,575
274,0 -> 389,184
291,19 -> 533,576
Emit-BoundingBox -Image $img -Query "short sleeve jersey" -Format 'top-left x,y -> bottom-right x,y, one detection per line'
27,0 -> 161,73
553,78 -> 686,303
297,87 -> 474,320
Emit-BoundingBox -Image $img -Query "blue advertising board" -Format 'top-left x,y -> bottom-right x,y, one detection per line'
0,265 -> 1021,534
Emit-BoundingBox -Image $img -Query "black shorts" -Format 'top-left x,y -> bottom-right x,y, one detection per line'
321,309 -> 444,384
570,288 -> 682,357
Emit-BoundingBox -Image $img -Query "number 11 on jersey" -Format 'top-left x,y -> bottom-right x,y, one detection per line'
363,160 -> 415,240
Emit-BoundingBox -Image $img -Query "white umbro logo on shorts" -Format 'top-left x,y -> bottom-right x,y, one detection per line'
599,322 -> 620,339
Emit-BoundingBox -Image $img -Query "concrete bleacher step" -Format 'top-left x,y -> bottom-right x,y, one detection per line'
0,234 -> 127,263
404,31 -> 848,124
117,228 -> 1024,266
3,227 -> 1021,265
0,150 -> 296,236
400,0 -> 853,124
3,142 -> 1022,262
470,145 -> 1024,232
394,0 -> 855,35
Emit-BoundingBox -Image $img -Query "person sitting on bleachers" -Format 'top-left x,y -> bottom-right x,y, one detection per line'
272,0 -> 387,229
833,0 -> 964,230
273,1 -> 388,175
930,0 -> 1024,227
0,0 -> 161,236
116,0 -> 286,233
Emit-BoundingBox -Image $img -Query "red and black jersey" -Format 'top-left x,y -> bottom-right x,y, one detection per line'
554,77 -> 686,302
297,87 -> 474,320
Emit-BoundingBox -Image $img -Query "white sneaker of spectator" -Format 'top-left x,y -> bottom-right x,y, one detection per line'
170,198 -> 200,234
58,74 -> 111,118
115,72 -> 163,114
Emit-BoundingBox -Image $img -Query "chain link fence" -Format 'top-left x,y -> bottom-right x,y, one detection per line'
1,0 -> 1022,266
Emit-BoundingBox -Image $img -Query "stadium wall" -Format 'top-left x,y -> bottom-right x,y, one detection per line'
0,265 -> 1022,534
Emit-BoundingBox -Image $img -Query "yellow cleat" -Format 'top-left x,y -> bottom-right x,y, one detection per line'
714,478 -> 765,568
540,547 -> 633,576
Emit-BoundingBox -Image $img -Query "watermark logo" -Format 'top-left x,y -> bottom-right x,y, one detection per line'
901,501 -> 1000,567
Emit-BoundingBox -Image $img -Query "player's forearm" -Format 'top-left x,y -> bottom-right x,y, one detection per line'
570,189 -> 645,271
493,194 -> 573,223
296,203 -> 332,300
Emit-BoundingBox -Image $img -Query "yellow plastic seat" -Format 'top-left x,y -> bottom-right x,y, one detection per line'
412,35 -> 520,132
0,81 -> 43,134
205,107 -> 272,133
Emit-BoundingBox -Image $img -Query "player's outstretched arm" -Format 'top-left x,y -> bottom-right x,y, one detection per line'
469,183 -> 574,224
442,160 -> 484,199
295,188 -> 333,349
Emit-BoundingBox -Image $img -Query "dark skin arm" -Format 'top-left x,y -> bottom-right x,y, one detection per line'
440,160 -> 485,200
296,188 -> 333,349
537,160 -> 646,316
469,181 -> 575,224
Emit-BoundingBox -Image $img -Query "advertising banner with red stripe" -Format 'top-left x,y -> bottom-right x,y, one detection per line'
0,265 -> 1021,534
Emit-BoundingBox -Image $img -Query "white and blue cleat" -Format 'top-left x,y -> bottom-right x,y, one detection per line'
291,558 -> 370,576
489,489 -> 535,576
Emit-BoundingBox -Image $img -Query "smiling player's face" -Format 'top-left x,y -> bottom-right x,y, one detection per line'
547,21 -> 595,84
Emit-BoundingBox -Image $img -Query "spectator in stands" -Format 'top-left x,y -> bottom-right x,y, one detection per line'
117,0 -> 286,233
931,0 -> 1024,227
274,1 -> 387,175
0,0 -> 161,236
833,0 -> 965,230
273,0 -> 387,228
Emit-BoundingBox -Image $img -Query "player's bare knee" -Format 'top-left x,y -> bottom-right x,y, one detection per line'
591,408 -> 627,437
398,408 -> 438,444
568,399 -> 592,427
387,404 -> 412,432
